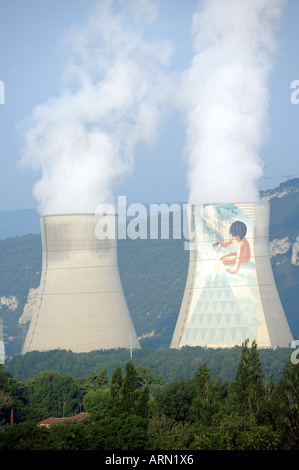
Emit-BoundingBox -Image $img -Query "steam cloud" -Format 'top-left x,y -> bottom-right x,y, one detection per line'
180,0 -> 286,204
20,0 -> 172,215
20,0 -> 287,213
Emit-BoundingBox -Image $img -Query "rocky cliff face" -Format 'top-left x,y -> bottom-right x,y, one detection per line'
0,296 -> 18,311
291,236 -> 299,266
263,178 -> 299,267
262,182 -> 299,201
269,236 -> 299,266
18,288 -> 38,324
269,237 -> 292,258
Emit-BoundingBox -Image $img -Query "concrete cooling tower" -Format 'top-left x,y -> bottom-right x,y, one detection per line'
22,213 -> 140,353
170,202 -> 293,349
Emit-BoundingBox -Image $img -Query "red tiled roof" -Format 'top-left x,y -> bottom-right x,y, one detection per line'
39,413 -> 89,426
67,413 -> 89,421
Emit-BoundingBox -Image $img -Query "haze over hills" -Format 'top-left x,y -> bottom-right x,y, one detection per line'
0,209 -> 40,240
0,178 -> 298,357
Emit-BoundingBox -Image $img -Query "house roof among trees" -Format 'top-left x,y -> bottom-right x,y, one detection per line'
38,412 -> 89,426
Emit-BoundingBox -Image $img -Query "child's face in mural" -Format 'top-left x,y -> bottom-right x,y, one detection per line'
231,234 -> 241,243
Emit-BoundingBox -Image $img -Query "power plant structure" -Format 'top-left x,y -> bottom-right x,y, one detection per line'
170,202 -> 293,349
22,213 -> 140,354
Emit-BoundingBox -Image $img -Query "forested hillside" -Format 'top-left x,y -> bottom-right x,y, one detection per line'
5,343 -> 291,384
0,341 -> 298,450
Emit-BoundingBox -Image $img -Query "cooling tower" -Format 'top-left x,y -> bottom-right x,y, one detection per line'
22,213 -> 140,353
170,202 -> 293,349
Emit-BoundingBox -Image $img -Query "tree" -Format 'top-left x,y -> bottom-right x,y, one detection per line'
147,415 -> 196,450
85,362 -> 150,450
108,361 -> 150,419
108,366 -> 123,416
76,368 -> 108,395
273,358 -> 299,449
229,339 -> 265,419
189,363 -> 228,426
120,361 -> 139,414
194,412 -> 280,450
0,366 -> 27,425
85,414 -> 148,450
152,379 -> 195,423
135,365 -> 164,389
0,422 -> 50,450
26,370 -> 80,420
76,368 -> 109,412
83,387 -> 110,420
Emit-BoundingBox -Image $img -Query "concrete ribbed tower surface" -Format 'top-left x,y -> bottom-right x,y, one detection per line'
22,213 -> 140,353
170,202 -> 293,350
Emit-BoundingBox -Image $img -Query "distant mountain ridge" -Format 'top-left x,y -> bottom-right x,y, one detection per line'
0,178 -> 298,239
0,209 -> 40,239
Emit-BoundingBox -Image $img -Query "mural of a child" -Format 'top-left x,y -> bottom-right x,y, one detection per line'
218,220 -> 251,273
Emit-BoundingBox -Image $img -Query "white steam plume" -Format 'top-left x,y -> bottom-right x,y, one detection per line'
19,0 -> 173,215
180,0 -> 286,204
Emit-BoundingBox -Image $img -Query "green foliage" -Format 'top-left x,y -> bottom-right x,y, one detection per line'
147,416 -> 195,450
0,366 -> 28,425
76,368 -> 108,394
272,359 -> 299,449
189,364 -> 228,426
230,339 -> 265,419
152,379 -> 195,423
0,343 -> 299,450
108,365 -> 123,415
0,422 -> 50,450
135,365 -> 164,388
5,345 -> 291,385
79,361 -> 150,450
194,418 -> 281,450
147,341 -> 299,450
83,387 -> 110,420
120,361 -> 139,413
85,414 -> 149,450
25,370 -> 80,421
108,361 -> 150,419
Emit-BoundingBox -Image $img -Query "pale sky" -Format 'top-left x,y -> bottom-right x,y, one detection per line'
0,0 -> 298,211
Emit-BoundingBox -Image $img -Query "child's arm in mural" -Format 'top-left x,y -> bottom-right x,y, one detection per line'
218,240 -> 236,264
220,251 -> 237,263
225,243 -> 242,273
218,239 -> 233,248
225,253 -> 241,273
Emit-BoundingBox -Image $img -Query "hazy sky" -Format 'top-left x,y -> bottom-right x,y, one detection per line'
0,0 -> 298,212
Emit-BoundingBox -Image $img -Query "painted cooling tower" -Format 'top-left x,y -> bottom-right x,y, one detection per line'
170,202 -> 293,349
22,214 -> 140,353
